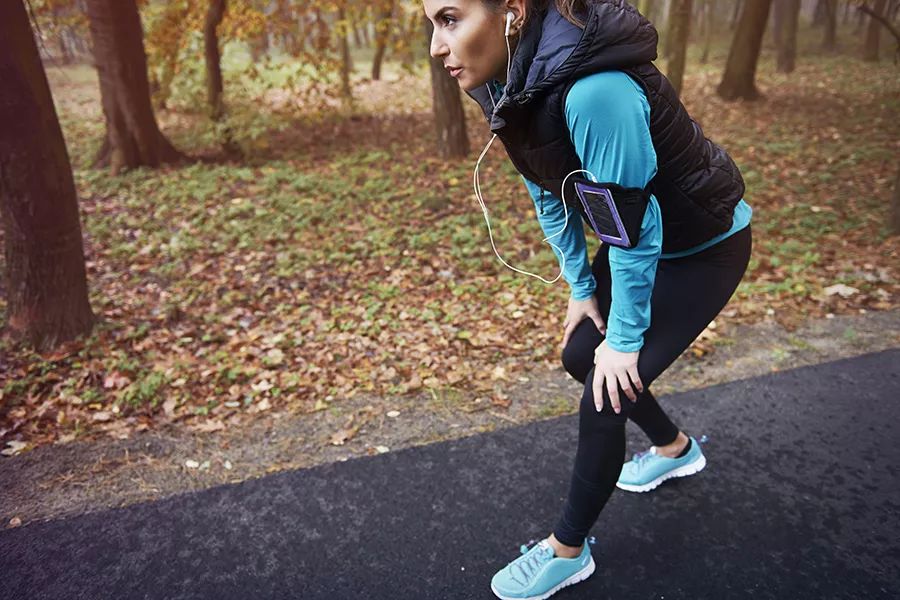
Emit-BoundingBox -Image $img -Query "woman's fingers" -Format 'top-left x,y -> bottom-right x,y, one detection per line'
618,370 -> 637,403
591,316 -> 607,336
593,370 -> 605,412
627,366 -> 644,401
560,321 -> 575,351
596,369 -> 635,413
606,371 -> 620,413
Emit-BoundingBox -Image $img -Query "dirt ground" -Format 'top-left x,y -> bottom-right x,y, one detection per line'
2,308 -> 898,529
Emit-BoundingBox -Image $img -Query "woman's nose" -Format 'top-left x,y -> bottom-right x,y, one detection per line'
430,32 -> 448,59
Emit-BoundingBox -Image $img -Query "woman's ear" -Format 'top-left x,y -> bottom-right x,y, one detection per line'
504,1 -> 527,35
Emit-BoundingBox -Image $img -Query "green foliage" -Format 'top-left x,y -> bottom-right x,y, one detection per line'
119,371 -> 169,408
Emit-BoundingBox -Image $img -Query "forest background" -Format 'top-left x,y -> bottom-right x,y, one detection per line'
1,0 -> 898,462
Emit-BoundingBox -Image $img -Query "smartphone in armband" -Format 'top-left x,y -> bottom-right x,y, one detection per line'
571,175 -> 652,249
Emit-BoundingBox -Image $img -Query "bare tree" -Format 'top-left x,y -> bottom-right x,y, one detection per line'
84,0 -> 183,174
813,0 -> 827,26
863,0 -> 888,61
0,0 -> 95,350
638,0 -> 655,21
666,0 -> 693,96
700,0 -> 715,64
857,0 -> 900,60
337,1 -> 353,102
205,0 -> 226,121
822,0 -> 838,51
423,17 -> 469,158
777,0 -> 802,72
204,0 -> 240,156
893,163 -> 900,235
730,0 -> 744,29
371,0 -> 395,81
717,0 -> 772,100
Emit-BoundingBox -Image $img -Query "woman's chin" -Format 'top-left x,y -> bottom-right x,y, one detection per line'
460,76 -> 487,92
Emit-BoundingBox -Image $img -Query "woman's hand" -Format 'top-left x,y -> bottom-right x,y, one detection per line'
592,340 -> 642,414
560,296 -> 606,351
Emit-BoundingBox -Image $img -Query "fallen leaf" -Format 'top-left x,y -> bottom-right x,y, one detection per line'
162,398 -> 178,416
191,419 -> 225,433
824,284 -> 859,298
1,441 -> 28,456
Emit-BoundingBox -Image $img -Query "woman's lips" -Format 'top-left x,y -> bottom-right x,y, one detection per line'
448,67 -> 463,78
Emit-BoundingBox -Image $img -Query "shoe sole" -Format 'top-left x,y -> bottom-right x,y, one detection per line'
615,453 -> 707,493
490,555 -> 596,600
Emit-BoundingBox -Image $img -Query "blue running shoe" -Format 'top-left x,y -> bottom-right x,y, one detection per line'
490,538 -> 595,600
616,436 -> 706,493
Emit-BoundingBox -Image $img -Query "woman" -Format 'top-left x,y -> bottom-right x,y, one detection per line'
423,1 -> 752,598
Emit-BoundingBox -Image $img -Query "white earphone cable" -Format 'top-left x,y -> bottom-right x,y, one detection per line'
473,17 -> 598,284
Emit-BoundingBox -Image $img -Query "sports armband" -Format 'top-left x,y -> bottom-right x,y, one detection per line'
571,176 -> 652,249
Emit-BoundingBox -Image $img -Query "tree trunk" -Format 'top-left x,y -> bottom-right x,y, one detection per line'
777,0 -> 801,73
275,0 -> 299,55
205,0 -> 226,121
892,162 -> 900,235
84,0 -> 183,174
638,0 -> 655,21
423,17 -> 469,159
313,9 -> 330,52
813,0 -> 826,26
397,12 -> 420,71
717,0 -> 772,101
51,5 -> 74,65
855,0 -> 868,32
863,0 -> 888,61
666,0 -> 692,96
294,10 -> 307,53
371,0 -> 394,81
249,19 -> 269,63
337,3 -> 353,103
822,0 -> 838,51
700,0 -> 714,64
772,0 -> 784,48
0,0 -> 95,350
151,1 -> 190,111
204,0 -> 240,156
730,0 -> 743,29
361,5 -> 372,46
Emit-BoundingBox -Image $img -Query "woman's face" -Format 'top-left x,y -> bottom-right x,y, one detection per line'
423,0 -> 519,91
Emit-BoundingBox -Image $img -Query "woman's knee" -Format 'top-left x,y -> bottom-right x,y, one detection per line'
578,363 -> 656,424
561,343 -> 592,383
560,320 -> 603,383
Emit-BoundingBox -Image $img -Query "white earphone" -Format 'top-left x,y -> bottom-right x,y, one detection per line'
472,9 -> 598,285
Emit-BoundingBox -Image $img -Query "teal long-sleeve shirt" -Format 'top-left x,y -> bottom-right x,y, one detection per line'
502,71 -> 752,352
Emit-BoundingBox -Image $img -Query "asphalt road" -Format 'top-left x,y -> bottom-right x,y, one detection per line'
2,349 -> 898,600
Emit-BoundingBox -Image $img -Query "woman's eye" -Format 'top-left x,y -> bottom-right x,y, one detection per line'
441,15 -> 457,26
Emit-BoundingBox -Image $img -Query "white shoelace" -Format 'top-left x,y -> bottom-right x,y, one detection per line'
509,539 -> 554,587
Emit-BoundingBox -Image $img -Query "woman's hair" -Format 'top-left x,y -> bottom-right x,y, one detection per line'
482,0 -> 589,30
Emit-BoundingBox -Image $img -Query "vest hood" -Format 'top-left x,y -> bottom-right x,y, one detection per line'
467,0 -> 659,131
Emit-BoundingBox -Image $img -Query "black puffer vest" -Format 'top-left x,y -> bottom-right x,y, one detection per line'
465,0 -> 745,253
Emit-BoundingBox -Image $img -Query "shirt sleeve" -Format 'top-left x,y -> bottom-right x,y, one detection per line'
564,70 -> 663,353
521,176 -> 596,300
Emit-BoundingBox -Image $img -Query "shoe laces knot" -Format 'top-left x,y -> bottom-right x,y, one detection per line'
633,449 -> 652,466
509,539 -> 554,587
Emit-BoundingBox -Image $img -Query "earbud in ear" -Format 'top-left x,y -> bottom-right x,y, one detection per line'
505,11 -> 515,37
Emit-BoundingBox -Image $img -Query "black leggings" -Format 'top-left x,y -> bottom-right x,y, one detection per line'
552,225 -> 752,548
